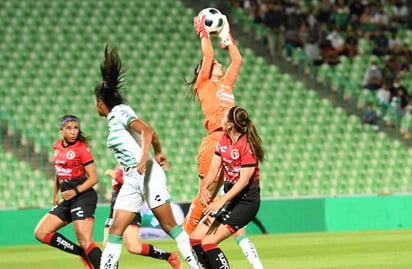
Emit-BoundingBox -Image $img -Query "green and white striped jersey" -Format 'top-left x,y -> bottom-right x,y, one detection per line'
106,104 -> 152,169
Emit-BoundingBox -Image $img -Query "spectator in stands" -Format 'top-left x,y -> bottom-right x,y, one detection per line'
371,5 -> 390,31
262,2 -> 286,58
372,29 -> 389,57
362,60 -> 382,91
390,0 -> 409,24
304,32 -> 323,66
388,31 -> 401,54
330,0 -> 350,29
326,26 -> 345,55
102,164 -> 181,268
398,43 -> 412,70
390,76 -> 409,111
362,102 -> 379,130
400,98 -> 412,139
284,13 -> 305,59
316,0 -> 333,24
359,5 -> 376,38
377,82 -> 391,109
320,38 -> 340,66
342,27 -> 359,58
382,54 -> 400,86
349,0 -> 364,24
34,115 -> 102,269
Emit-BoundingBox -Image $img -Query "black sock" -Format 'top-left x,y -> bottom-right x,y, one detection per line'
203,244 -> 230,269
147,244 -> 171,260
190,239 -> 208,267
46,232 -> 83,256
86,242 -> 102,269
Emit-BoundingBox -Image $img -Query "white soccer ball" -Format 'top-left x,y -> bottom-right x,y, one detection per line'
198,8 -> 225,37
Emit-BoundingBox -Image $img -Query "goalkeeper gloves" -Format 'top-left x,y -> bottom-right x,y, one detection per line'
194,15 -> 209,40
218,15 -> 235,48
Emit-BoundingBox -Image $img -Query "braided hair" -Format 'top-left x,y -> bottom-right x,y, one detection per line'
94,44 -> 125,110
228,106 -> 264,162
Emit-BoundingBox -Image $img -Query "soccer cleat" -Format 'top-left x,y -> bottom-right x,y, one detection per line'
167,252 -> 182,269
80,255 -> 93,269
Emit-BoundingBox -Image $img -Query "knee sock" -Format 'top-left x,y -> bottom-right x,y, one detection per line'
100,234 -> 123,269
41,232 -> 83,256
202,243 -> 230,269
85,242 -> 102,269
169,225 -> 200,269
236,235 -> 264,269
182,197 -> 205,234
190,239 -> 208,268
141,243 -> 171,260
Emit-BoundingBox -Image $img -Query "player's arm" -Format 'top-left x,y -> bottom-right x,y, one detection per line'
204,166 -> 255,216
195,15 -> 214,81
221,16 -> 242,86
151,129 -> 168,167
53,175 -> 60,205
79,162 -> 99,192
199,153 -> 222,206
129,118 -> 156,174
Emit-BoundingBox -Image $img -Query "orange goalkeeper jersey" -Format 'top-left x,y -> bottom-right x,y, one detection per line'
195,38 -> 242,134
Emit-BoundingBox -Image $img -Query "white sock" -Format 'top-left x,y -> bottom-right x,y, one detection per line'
238,236 -> 264,269
100,234 -> 123,269
170,225 -> 200,269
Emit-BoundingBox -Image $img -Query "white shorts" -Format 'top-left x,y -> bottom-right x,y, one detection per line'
114,160 -> 171,213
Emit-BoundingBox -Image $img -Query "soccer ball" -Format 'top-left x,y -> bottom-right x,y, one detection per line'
198,8 -> 225,37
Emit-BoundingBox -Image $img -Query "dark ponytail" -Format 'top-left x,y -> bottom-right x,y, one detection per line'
94,44 -> 125,110
228,107 -> 264,162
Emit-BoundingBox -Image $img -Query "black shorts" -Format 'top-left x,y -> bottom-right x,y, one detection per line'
214,190 -> 260,233
49,189 -> 98,223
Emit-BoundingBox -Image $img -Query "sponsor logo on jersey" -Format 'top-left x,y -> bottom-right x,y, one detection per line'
66,150 -> 75,160
230,149 -> 239,160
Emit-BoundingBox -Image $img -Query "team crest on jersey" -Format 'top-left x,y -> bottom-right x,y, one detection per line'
66,150 -> 75,160
231,148 -> 239,159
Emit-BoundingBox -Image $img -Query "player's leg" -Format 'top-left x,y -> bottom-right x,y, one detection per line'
34,213 -> 85,256
182,135 -> 215,234
123,214 -> 181,269
201,221 -> 232,268
101,170 -> 145,269
190,215 -> 215,268
233,228 -> 264,269
72,190 -> 102,269
151,203 -> 199,269
146,161 -> 200,269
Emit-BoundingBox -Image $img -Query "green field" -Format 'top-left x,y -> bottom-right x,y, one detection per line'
1,229 -> 411,269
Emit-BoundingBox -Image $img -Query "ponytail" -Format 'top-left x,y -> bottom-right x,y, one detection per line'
228,107 -> 264,162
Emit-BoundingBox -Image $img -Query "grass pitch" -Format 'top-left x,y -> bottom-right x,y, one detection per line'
0,229 -> 411,269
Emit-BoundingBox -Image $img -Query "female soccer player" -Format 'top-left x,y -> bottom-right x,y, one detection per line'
184,14 -> 265,269
34,115 -> 102,269
182,13 -> 242,235
198,106 -> 264,268
103,164 -> 180,269
95,45 -> 200,269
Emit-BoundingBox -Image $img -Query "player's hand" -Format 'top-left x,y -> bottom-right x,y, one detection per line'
155,152 -> 169,169
194,15 -> 208,39
203,199 -> 225,216
218,15 -> 235,48
137,157 -> 147,175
